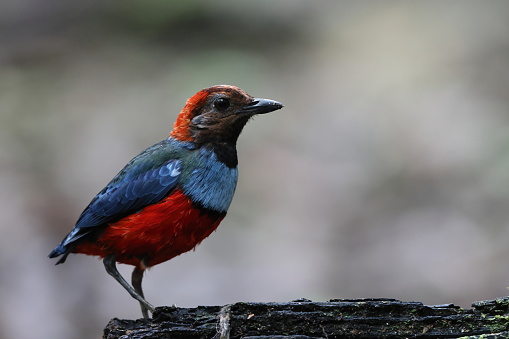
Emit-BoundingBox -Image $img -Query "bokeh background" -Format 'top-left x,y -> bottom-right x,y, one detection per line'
2,1 -> 509,338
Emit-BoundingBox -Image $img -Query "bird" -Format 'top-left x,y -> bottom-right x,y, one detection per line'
49,85 -> 283,319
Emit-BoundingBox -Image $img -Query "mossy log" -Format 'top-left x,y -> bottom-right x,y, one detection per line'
103,297 -> 509,339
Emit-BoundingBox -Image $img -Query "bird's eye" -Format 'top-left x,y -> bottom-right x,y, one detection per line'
213,98 -> 230,111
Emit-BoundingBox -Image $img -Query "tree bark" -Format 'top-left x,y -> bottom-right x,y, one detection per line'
103,297 -> 509,339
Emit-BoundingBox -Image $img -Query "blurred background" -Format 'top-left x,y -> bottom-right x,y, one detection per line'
2,1 -> 509,338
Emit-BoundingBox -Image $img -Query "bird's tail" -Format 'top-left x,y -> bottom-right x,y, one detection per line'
48,226 -> 91,264
48,244 -> 71,265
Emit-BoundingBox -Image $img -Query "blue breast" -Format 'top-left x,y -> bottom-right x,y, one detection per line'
181,148 -> 238,213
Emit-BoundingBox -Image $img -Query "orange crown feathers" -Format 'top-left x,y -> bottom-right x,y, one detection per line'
170,89 -> 210,142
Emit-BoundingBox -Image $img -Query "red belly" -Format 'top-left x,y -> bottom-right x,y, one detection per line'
74,190 -> 225,268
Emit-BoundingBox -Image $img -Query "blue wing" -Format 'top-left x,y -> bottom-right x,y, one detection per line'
74,159 -> 181,230
49,141 -> 184,263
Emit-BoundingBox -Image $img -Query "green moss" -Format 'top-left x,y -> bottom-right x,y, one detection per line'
483,315 -> 509,333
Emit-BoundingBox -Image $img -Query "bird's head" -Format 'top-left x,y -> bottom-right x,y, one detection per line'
170,85 -> 283,145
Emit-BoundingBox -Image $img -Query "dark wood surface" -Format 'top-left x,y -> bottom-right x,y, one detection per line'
103,297 -> 509,338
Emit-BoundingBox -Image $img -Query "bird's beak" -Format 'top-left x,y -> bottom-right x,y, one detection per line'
241,98 -> 283,115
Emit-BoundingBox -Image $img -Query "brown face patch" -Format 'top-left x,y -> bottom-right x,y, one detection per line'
170,85 -> 254,143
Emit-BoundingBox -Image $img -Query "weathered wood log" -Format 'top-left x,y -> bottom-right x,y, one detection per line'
103,297 -> 509,339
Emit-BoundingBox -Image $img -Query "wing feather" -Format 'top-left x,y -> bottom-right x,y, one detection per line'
49,139 -> 193,262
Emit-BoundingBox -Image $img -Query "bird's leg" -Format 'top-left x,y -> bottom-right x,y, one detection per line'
132,266 -> 150,319
103,254 -> 155,318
